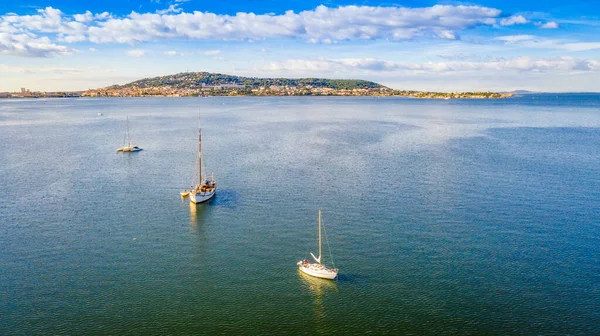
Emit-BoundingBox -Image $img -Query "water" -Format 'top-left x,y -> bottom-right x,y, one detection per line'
1,95 -> 599,335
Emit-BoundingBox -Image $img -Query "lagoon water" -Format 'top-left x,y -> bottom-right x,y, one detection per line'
1,95 -> 599,335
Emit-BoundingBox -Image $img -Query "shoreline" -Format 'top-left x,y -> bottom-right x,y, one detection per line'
0,94 -> 513,99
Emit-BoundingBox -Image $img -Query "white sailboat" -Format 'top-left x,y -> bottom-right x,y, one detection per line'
189,123 -> 216,204
116,116 -> 142,152
297,210 -> 339,280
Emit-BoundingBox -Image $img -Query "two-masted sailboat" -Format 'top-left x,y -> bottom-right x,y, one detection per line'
116,116 -> 142,152
189,124 -> 216,204
298,210 -> 339,280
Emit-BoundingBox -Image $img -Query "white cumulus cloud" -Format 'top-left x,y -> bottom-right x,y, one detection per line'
0,32 -> 73,57
538,21 -> 559,29
73,10 -> 111,23
500,15 -> 529,26
156,5 -> 182,15
2,7 -> 86,34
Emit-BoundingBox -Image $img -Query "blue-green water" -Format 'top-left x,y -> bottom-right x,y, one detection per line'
1,95 -> 599,335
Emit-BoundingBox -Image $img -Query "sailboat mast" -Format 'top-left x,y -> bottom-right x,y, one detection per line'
198,127 -> 203,184
126,116 -> 130,146
318,209 -> 322,264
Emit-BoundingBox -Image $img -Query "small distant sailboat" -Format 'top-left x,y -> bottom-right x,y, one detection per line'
180,190 -> 190,198
297,210 -> 338,280
116,116 -> 142,152
189,118 -> 216,204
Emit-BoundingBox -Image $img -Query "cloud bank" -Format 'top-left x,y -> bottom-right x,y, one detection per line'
495,35 -> 600,51
0,5 -> 532,57
261,56 -> 600,74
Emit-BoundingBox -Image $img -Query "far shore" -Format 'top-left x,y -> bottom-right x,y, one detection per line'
0,93 -> 514,99
1,89 -> 515,99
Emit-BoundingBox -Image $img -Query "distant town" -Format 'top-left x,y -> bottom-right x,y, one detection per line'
2,72 -> 513,99
0,88 -> 82,98
82,84 -> 512,99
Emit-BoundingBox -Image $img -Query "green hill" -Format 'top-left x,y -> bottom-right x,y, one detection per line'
108,72 -> 385,90
83,71 -> 511,98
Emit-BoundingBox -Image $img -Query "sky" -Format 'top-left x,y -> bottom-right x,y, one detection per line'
1,0 -> 599,92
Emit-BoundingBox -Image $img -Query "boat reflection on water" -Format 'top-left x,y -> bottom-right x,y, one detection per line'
298,269 -> 338,326
299,270 -> 338,295
189,201 -> 208,230
189,201 -> 197,225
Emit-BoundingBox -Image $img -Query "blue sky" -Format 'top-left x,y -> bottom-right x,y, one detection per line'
1,0 -> 599,92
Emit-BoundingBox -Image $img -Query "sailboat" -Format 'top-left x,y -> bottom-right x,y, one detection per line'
297,210 -> 338,280
116,116 -> 142,152
189,122 -> 216,204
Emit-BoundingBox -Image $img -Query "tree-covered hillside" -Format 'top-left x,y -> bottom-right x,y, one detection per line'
109,72 -> 385,90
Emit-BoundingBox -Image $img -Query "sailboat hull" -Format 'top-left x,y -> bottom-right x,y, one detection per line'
117,146 -> 142,152
190,188 -> 216,204
297,261 -> 338,280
